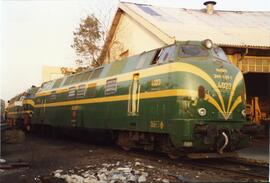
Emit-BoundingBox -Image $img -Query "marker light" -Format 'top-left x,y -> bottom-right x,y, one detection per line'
198,108 -> 207,116
241,109 -> 246,117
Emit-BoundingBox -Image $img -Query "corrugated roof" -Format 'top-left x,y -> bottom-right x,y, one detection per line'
120,2 -> 270,48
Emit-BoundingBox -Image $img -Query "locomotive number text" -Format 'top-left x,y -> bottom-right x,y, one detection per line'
151,79 -> 161,87
217,82 -> 232,90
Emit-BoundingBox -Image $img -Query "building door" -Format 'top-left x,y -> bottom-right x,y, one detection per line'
244,73 -> 270,136
128,74 -> 140,116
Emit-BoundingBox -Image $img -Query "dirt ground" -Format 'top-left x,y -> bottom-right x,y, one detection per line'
0,133 -> 268,183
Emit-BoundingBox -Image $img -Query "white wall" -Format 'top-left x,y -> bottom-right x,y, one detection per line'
107,13 -> 165,62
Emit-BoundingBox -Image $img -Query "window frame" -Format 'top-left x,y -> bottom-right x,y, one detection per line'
179,45 -> 208,57
105,78 -> 117,95
67,86 -> 76,99
76,84 -> 86,98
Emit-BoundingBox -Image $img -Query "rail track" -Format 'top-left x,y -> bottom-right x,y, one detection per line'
122,148 -> 269,181
23,133 -> 269,182
186,159 -> 269,180
121,148 -> 269,182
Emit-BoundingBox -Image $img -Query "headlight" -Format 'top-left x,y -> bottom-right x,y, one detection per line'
198,108 -> 207,116
203,39 -> 213,49
241,109 -> 246,117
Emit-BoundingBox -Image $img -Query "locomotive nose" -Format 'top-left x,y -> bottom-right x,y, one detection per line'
195,60 -> 245,121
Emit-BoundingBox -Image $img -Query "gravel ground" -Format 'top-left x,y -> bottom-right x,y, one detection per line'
0,133 -> 268,183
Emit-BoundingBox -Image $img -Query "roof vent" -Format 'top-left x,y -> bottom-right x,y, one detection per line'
203,1 -> 216,15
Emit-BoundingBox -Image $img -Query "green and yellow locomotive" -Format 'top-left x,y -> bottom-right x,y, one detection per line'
6,86 -> 38,131
32,40 -> 256,158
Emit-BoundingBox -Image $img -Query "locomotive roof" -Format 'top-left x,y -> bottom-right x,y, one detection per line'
36,40 -> 218,94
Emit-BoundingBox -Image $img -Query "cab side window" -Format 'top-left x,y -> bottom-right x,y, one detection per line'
151,45 -> 176,65
158,45 -> 176,64
151,49 -> 162,65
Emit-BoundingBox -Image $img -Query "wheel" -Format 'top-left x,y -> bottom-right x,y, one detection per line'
116,132 -> 133,151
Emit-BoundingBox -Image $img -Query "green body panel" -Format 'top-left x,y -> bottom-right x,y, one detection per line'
32,41 -> 251,152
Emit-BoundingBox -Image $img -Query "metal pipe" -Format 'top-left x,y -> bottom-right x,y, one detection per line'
218,132 -> 229,154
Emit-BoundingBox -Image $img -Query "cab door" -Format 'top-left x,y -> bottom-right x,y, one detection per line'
128,74 -> 140,116
39,98 -> 46,124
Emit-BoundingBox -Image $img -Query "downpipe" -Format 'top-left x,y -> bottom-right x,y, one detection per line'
218,132 -> 228,154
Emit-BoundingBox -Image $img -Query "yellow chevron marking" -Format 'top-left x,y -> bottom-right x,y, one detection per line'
229,96 -> 242,116
174,63 -> 226,114
205,94 -> 226,119
227,72 -> 242,114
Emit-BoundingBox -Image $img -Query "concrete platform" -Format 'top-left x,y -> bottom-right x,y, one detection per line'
236,137 -> 269,164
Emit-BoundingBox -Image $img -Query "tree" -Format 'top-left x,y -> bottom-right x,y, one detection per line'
71,15 -> 104,68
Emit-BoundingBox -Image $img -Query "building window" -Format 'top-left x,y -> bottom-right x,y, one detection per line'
105,78 -> 117,95
239,56 -> 270,73
119,50 -> 129,59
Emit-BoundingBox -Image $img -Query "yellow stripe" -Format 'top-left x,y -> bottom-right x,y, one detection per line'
7,99 -> 35,109
33,62 -> 244,120
227,72 -> 242,113
23,99 -> 35,106
7,110 -> 33,115
35,62 -> 224,99
36,91 -> 51,97
35,89 -> 198,108
56,88 -> 68,94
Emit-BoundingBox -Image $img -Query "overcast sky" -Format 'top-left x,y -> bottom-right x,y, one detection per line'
1,0 -> 269,101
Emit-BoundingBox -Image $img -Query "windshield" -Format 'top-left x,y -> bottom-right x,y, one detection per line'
179,45 -> 208,57
212,47 -> 230,62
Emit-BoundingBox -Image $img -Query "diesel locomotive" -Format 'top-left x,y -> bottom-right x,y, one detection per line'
6,86 -> 38,131
10,40 -> 258,158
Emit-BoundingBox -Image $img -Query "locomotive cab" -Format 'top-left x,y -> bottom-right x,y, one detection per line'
166,40 -> 255,156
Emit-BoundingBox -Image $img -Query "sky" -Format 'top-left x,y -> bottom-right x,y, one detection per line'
1,0 -> 270,101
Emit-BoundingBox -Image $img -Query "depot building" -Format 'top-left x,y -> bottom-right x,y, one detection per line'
99,1 -> 270,126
